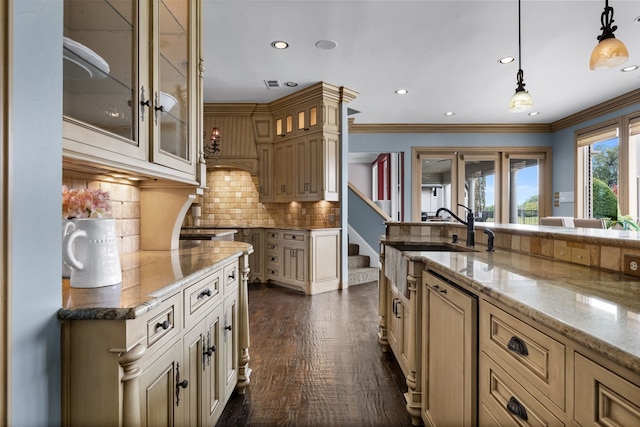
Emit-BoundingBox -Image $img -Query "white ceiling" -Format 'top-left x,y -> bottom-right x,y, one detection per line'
202,1 -> 640,125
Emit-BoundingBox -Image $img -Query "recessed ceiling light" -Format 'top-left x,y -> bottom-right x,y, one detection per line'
621,65 -> 639,72
271,41 -> 289,49
315,39 -> 338,50
395,89 -> 408,95
444,112 -> 455,116
528,111 -> 540,116
284,81 -> 298,87
498,56 -> 515,64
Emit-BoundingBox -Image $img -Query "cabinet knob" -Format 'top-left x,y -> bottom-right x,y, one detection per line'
204,345 -> 216,357
156,320 -> 171,330
228,271 -> 235,280
225,325 -> 232,331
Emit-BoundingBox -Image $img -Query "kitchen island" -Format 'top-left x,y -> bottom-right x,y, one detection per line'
380,222 -> 640,426
59,240 -> 252,426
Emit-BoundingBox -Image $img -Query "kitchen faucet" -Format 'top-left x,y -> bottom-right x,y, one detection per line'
435,204 -> 475,247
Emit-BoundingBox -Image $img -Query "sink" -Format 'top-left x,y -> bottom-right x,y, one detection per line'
389,243 -> 476,253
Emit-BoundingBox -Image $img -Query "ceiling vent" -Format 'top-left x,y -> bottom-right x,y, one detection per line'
264,80 -> 281,90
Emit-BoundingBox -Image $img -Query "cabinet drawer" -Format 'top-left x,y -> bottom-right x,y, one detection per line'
479,352 -> 565,426
224,259 -> 239,293
266,231 -> 280,240
266,254 -> 279,265
184,269 -> 222,328
145,293 -> 182,353
574,353 -> 640,426
267,267 -> 280,279
480,300 -> 565,409
265,242 -> 279,252
283,231 -> 305,243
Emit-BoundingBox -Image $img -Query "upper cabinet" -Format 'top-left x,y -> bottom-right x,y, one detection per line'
265,82 -> 353,203
63,0 -> 202,185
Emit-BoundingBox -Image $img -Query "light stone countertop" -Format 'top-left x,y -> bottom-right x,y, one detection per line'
58,240 -> 253,321
399,247 -> 640,374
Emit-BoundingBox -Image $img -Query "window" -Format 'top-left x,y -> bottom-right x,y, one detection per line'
413,147 -> 550,223
506,156 -> 542,224
575,121 -> 620,221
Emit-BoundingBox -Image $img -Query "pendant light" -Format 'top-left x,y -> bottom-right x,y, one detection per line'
590,0 -> 628,70
509,0 -> 533,113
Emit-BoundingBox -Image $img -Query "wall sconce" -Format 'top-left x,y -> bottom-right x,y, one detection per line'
205,127 -> 221,158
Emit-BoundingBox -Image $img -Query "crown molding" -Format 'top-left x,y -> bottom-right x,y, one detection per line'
550,88 -> 640,131
348,123 -> 551,133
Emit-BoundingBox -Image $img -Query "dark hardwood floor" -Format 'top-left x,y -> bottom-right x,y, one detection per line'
216,281 -> 413,426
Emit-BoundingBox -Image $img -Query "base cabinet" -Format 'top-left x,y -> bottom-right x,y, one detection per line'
61,254 -> 250,427
574,353 -> 640,426
387,286 -> 409,376
264,228 -> 340,295
422,271 -> 477,427
139,340 -> 185,427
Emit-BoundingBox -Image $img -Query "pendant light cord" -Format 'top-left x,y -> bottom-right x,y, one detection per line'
515,0 -> 526,91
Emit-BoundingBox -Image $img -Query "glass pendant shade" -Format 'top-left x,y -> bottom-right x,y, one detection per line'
590,37 -> 629,70
509,89 -> 534,113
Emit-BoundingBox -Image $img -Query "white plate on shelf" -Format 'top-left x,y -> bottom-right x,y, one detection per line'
63,37 -> 110,80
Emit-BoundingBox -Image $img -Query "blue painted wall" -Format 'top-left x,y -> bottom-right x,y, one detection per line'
11,0 -> 63,425
550,103 -> 640,216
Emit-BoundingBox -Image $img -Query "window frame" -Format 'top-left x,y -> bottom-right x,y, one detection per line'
574,118 -> 621,219
412,146 -> 552,223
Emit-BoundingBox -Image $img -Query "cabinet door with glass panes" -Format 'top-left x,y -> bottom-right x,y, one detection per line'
63,0 -> 199,180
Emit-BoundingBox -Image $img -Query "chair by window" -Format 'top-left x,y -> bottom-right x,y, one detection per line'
573,218 -> 606,229
540,217 -> 574,227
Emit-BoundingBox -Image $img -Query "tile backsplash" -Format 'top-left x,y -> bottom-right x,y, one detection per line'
63,171 -> 140,255
197,169 -> 340,228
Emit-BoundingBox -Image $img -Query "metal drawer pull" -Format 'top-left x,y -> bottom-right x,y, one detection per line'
228,271 -> 235,280
197,288 -> 212,300
225,325 -> 232,331
506,397 -> 528,421
156,320 -> 171,330
432,285 -> 447,294
175,363 -> 188,406
507,336 -> 529,356
392,298 -> 401,318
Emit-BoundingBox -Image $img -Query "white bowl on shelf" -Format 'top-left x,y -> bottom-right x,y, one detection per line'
159,92 -> 177,112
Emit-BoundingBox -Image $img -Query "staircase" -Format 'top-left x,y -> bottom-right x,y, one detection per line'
348,243 -> 379,287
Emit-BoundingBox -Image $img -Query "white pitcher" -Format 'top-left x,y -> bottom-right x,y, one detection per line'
63,218 -> 122,288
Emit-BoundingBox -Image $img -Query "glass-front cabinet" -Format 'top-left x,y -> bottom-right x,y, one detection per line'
63,0 -> 201,183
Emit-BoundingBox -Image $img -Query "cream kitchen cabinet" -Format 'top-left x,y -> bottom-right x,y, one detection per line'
294,134 -> 340,202
257,144 -> 274,202
259,82 -> 342,203
282,235 -> 307,288
387,286 -> 409,375
62,0 -> 202,184
422,271 -> 477,427
138,339 -> 185,426
273,141 -> 296,201
273,99 -> 320,140
264,229 -> 340,295
574,353 -> 640,426
61,253 -> 249,427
